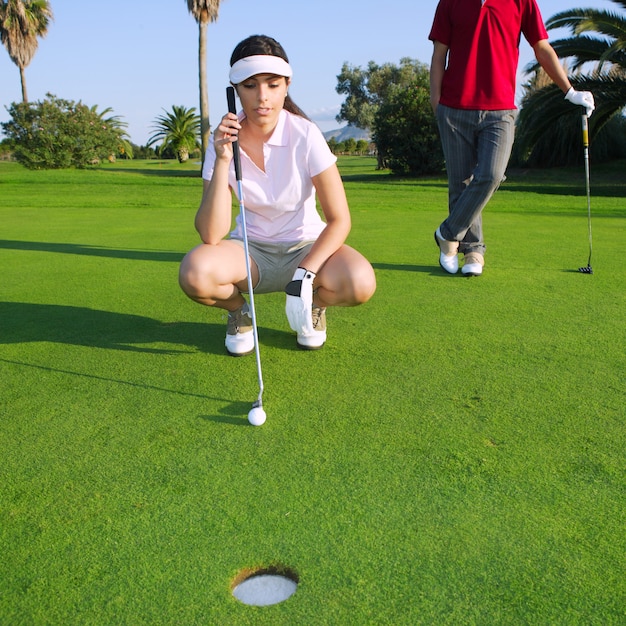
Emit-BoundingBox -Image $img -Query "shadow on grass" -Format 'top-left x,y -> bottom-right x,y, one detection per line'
2,357 -> 265,424
1,301 -> 289,425
0,302 -> 222,354
0,302 -> 299,354
373,262 -> 440,274
501,166 -> 626,202
0,240 -> 184,263
500,182 -> 626,201
0,356 -> 223,401
199,403 -> 254,426
340,165 -> 625,201
103,163 -> 202,178
341,171 -> 449,188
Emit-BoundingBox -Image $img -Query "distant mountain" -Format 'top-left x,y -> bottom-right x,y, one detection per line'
323,125 -> 371,142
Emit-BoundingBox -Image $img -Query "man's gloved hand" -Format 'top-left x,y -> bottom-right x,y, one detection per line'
565,87 -> 595,117
285,267 -> 316,335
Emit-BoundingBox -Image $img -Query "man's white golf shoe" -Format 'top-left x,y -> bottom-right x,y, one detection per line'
434,227 -> 459,274
462,252 -> 484,277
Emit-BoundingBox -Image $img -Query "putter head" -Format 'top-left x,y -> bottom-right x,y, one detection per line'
578,265 -> 593,274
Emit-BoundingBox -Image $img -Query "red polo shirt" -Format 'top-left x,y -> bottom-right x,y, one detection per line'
429,0 -> 548,110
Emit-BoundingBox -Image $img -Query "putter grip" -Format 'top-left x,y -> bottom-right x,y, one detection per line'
226,86 -> 242,181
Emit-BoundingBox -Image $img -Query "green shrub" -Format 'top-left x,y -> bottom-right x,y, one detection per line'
1,93 -> 129,169
373,84 -> 444,176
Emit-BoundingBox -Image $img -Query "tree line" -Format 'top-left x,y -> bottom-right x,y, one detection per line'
1,0 -> 625,171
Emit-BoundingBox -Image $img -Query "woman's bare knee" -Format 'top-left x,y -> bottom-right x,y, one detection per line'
179,243 -> 249,306
353,265 -> 376,304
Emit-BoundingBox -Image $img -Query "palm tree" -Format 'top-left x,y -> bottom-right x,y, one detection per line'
185,0 -> 222,163
147,105 -> 201,163
516,0 -> 626,166
0,0 -> 53,102
89,104 -> 134,160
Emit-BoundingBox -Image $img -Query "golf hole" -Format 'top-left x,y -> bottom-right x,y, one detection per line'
231,565 -> 299,606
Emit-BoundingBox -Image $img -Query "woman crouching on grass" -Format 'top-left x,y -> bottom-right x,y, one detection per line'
179,34 -> 376,355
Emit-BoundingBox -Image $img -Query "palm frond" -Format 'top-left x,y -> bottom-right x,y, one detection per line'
550,36 -> 626,71
185,0 -> 221,23
519,0 -> 626,166
0,0 -> 53,71
547,9 -> 626,41
516,73 -> 626,166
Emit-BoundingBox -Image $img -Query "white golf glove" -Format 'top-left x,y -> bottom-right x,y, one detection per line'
285,267 -> 316,336
565,87 -> 595,117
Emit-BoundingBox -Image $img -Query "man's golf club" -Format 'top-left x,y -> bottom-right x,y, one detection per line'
227,86 -> 266,425
579,113 -> 593,274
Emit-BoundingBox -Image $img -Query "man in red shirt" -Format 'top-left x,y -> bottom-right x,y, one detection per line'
429,0 -> 594,276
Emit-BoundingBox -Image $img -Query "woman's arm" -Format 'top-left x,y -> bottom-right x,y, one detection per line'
299,163 -> 352,274
194,112 -> 241,244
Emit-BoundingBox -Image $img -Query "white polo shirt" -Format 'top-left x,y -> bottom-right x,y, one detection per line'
202,109 -> 337,243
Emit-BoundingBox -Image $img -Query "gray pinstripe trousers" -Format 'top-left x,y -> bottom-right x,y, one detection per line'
436,104 -> 517,256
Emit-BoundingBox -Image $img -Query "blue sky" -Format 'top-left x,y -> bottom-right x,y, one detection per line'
0,0 -> 612,145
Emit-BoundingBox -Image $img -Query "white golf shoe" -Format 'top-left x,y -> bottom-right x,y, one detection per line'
434,227 -> 459,274
297,306 -> 326,350
461,252 -> 484,276
225,303 -> 255,356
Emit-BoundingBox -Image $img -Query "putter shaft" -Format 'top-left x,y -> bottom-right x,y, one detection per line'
227,86 -> 265,406
581,114 -> 593,270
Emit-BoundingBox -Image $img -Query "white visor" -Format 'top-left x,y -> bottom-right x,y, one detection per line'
229,55 -> 293,84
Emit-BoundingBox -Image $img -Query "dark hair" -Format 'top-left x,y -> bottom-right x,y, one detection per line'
230,35 -> 309,120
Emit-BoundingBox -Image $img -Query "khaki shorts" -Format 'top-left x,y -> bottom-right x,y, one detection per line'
230,239 -> 315,294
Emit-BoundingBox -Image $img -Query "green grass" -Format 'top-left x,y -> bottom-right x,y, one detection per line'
1,157 -> 625,625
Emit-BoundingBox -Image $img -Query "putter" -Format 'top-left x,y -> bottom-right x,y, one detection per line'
227,86 -> 265,419
579,114 -> 593,274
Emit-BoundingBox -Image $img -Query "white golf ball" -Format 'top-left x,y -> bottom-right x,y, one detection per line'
248,406 -> 266,426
